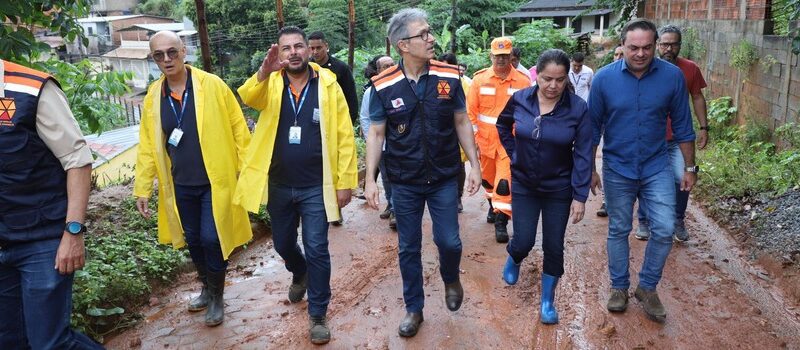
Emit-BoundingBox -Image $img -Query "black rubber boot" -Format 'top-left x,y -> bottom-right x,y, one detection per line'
205,270 -> 225,327
494,212 -> 509,243
188,265 -> 210,312
486,199 -> 496,223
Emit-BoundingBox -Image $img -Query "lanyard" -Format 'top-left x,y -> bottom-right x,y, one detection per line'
168,87 -> 190,128
287,81 -> 310,126
569,71 -> 583,87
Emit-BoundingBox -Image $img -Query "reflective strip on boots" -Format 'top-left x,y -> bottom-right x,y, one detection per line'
540,273 -> 559,324
205,270 -> 226,326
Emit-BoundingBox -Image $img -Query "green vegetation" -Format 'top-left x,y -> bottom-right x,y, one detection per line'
136,0 -> 185,19
510,20 -> 577,69
696,97 -> 800,199
729,39 -> 759,72
73,195 -> 188,342
681,27 -> 706,62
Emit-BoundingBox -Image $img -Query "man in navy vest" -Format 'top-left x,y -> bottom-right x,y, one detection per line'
0,60 -> 103,349
364,8 -> 481,337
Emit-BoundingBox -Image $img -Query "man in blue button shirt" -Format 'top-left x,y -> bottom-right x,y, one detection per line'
588,18 -> 697,323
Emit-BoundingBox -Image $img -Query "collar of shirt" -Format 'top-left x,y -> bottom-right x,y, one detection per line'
161,67 -> 193,99
526,84 -> 572,113
620,57 -> 661,77
283,66 -> 318,100
398,59 -> 430,83
484,66 -> 526,83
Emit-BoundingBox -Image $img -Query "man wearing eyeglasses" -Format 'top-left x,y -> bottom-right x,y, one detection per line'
233,26 -> 357,345
589,19 -> 696,323
364,8 -> 481,337
635,24 -> 709,243
134,31 -> 253,327
468,37 -> 531,244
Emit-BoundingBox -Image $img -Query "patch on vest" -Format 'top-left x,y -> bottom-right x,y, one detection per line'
437,80 -> 451,99
398,123 -> 407,134
0,97 -> 16,127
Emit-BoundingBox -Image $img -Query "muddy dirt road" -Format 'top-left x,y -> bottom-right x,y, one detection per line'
106,183 -> 800,349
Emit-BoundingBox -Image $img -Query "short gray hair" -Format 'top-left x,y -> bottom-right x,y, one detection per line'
658,24 -> 682,42
387,8 -> 428,53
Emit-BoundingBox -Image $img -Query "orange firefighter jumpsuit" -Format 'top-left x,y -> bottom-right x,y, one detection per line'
467,67 -> 531,217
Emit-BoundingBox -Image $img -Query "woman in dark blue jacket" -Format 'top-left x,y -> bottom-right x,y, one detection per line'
496,49 -> 592,324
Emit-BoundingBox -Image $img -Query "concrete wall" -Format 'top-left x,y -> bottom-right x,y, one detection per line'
643,0 -> 798,129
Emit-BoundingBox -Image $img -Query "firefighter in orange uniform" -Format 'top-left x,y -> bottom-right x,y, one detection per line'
467,37 -> 531,243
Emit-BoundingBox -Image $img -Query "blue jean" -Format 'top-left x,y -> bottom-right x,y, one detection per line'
267,183 -> 330,318
0,238 -> 104,349
174,184 -> 228,273
392,178 -> 462,313
506,187 -> 572,277
604,163 -> 675,290
637,141 -> 690,223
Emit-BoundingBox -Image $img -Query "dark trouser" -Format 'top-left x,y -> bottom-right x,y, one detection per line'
267,183 -> 331,318
392,178 -> 462,313
506,187 -> 572,277
174,184 -> 228,273
457,162 -> 466,198
0,237 -> 104,349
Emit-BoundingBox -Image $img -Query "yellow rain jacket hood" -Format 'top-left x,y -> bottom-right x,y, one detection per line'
133,66 -> 252,259
234,62 -> 357,221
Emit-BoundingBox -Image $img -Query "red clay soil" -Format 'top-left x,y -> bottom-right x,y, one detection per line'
105,183 -> 800,349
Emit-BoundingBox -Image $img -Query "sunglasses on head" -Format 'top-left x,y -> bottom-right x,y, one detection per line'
152,48 -> 180,62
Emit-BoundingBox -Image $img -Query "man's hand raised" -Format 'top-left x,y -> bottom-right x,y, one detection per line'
257,44 -> 289,82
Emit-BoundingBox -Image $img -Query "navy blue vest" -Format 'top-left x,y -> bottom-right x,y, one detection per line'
371,60 -> 461,185
0,61 -> 68,242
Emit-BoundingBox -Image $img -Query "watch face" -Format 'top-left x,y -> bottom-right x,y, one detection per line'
67,222 -> 83,234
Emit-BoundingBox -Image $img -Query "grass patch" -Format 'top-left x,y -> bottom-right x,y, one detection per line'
72,194 -> 188,342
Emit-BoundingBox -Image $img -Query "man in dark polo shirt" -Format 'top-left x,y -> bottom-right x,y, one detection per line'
364,8 -> 481,338
308,31 -> 358,125
235,26 -> 357,345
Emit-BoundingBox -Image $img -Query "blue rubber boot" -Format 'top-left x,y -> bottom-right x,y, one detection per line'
502,255 -> 521,285
540,273 -> 560,324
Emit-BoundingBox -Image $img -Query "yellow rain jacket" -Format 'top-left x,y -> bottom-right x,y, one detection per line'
233,62 -> 357,221
133,66 -> 252,259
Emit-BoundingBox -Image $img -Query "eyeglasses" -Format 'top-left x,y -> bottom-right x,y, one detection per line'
152,48 -> 180,62
658,42 -> 681,49
401,29 -> 431,42
532,115 -> 542,140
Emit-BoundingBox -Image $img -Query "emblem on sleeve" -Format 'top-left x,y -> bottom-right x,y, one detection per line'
0,98 -> 16,127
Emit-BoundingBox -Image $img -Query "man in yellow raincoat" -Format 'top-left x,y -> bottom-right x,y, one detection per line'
233,26 -> 357,345
133,31 -> 252,327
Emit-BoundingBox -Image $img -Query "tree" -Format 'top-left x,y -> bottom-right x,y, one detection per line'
0,0 -> 90,61
512,20 -> 577,68
306,0 -> 350,51
421,0 -> 526,44
136,0 -> 184,20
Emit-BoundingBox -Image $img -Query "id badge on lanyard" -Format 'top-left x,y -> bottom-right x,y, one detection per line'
288,83 -> 310,145
168,87 -> 190,147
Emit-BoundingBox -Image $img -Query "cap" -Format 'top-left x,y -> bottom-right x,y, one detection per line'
491,37 -> 513,55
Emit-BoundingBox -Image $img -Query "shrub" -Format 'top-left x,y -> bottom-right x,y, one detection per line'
72,196 -> 187,342
511,20 -> 577,69
729,39 -> 759,72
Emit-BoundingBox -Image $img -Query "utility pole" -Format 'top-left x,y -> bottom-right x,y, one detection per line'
450,0 -> 457,53
194,0 -> 213,72
348,0 -> 355,69
276,0 -> 285,30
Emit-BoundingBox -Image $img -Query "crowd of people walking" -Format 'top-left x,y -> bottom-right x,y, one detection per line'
0,6 -> 711,348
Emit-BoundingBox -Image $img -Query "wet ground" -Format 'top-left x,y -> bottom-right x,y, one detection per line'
106,178 -> 800,349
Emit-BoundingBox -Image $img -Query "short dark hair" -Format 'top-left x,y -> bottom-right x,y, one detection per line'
278,26 -> 307,43
511,47 -> 521,59
571,52 -> 585,63
620,18 -> 658,44
364,55 -> 389,79
308,31 -> 326,42
438,52 -> 457,65
658,24 -> 682,42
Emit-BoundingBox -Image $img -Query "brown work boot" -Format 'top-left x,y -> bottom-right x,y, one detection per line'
634,286 -> 667,322
606,288 -> 629,312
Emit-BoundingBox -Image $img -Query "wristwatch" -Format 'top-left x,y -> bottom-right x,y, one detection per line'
699,125 -> 710,131
65,221 -> 87,235
685,165 -> 700,173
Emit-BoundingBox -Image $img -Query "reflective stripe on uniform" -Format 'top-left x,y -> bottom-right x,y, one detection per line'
492,201 -> 512,211
478,114 -> 497,125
